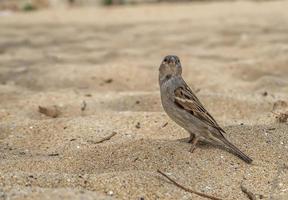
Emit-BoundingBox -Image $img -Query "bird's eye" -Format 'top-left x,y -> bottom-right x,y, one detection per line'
163,58 -> 168,62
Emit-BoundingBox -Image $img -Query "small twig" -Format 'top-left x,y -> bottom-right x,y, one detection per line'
157,169 -> 222,200
161,122 -> 168,128
48,153 -> 59,157
90,132 -> 117,144
240,185 -> 256,200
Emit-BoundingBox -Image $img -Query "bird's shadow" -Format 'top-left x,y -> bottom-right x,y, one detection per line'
177,137 -> 222,149
177,137 -> 246,161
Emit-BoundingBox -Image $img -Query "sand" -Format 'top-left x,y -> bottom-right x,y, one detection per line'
0,1 -> 288,199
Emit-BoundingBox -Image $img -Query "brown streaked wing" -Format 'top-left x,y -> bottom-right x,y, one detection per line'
174,86 -> 225,134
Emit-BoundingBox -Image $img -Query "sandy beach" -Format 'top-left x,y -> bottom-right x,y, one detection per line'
0,1 -> 288,199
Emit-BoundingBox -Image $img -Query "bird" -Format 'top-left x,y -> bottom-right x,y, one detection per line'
159,55 -> 252,163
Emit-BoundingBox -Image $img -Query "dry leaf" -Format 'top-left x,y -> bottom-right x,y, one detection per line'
38,105 -> 60,118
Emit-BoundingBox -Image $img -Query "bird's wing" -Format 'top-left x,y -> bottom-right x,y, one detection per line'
174,85 -> 225,134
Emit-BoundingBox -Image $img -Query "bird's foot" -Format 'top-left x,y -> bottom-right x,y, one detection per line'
188,134 -> 195,143
188,136 -> 199,153
189,145 -> 196,153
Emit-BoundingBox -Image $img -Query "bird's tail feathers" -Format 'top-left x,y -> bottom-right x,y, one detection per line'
220,137 -> 253,164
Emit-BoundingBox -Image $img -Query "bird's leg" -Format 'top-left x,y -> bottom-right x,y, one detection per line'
188,133 -> 195,143
189,136 -> 199,153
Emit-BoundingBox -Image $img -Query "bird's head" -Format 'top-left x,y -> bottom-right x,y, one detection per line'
159,55 -> 182,84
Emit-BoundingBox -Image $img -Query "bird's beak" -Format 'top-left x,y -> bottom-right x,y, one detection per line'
168,57 -> 176,65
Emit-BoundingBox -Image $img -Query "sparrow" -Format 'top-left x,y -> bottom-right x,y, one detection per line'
159,55 -> 252,163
